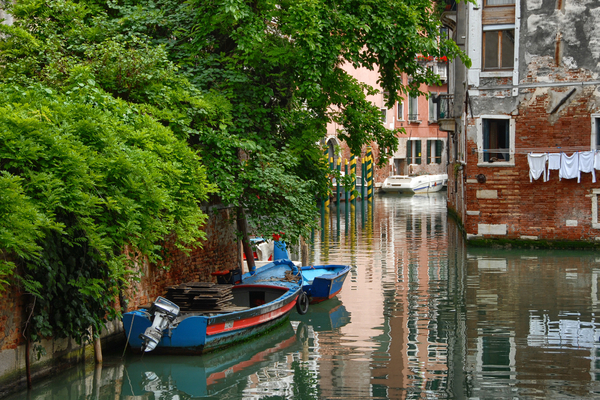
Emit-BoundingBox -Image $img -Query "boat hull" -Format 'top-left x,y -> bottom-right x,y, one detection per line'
381,174 -> 448,194
123,260 -> 302,355
301,265 -> 351,304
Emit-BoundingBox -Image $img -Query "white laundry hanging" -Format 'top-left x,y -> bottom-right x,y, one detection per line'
559,152 -> 580,182
579,150 -> 596,183
547,153 -> 561,180
527,153 -> 548,182
594,150 -> 600,170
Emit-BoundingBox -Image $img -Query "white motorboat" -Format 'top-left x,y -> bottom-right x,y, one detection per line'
381,174 -> 448,194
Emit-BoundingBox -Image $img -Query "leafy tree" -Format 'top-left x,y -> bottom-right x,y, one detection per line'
108,0 -> 470,260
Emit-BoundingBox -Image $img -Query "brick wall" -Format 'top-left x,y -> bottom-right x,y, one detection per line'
123,207 -> 239,311
0,284 -> 25,352
462,84 -> 600,241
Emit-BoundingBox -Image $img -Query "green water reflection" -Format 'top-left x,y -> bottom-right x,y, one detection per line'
5,193 -> 600,399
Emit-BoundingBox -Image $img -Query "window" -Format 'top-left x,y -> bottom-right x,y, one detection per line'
592,115 -> 600,149
426,140 -> 443,164
408,96 -> 419,121
592,189 -> 600,229
429,95 -> 438,122
438,94 -> 449,119
397,100 -> 404,120
406,140 -> 422,165
380,108 -> 387,123
482,0 -> 515,72
481,118 -> 512,163
483,29 -> 514,70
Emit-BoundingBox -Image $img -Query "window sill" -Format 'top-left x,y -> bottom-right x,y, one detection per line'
477,161 -> 515,167
408,120 -> 422,124
480,71 -> 513,78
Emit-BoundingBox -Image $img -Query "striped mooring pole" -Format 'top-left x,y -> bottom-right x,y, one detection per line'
350,155 -> 356,204
361,157 -> 366,201
366,147 -> 373,200
336,157 -> 341,206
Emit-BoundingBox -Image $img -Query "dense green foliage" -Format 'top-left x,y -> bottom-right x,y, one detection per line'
0,0 -> 223,344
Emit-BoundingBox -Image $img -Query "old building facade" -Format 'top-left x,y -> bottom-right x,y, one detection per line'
445,0 -> 600,243
325,63 -> 450,186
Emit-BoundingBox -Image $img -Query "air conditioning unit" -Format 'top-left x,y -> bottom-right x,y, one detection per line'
434,64 -> 448,81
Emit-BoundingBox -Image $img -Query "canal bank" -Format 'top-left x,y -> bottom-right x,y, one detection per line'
447,205 -> 600,251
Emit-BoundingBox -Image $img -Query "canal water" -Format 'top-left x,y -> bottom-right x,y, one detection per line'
5,192 -> 600,399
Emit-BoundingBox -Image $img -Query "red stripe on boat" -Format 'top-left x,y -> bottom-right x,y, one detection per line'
206,300 -> 296,335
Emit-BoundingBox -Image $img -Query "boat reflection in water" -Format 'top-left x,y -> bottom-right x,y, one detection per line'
291,297 -> 350,332
121,321 -> 300,398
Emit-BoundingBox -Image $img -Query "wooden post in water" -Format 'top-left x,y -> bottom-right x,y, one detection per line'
350,155 -> 356,205
366,147 -> 373,201
344,160 -> 349,235
361,157 -> 366,201
336,157 -> 341,227
94,336 -> 102,364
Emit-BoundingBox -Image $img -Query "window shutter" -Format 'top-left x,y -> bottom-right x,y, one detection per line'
407,140 -> 412,162
436,140 -> 443,164
416,140 -> 422,165
426,140 -> 432,164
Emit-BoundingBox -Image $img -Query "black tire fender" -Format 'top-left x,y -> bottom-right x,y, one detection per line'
295,291 -> 309,315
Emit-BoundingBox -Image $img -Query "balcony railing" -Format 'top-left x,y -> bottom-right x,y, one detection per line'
408,113 -> 420,121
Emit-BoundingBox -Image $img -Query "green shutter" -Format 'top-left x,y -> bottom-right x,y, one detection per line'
436,140 -> 443,164
416,140 -> 421,165
407,140 -> 412,162
426,140 -> 432,164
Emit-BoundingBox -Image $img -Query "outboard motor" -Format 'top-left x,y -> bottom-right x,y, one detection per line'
139,296 -> 180,352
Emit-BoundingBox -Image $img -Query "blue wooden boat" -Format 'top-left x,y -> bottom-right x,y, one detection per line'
122,259 -> 303,354
300,264 -> 351,304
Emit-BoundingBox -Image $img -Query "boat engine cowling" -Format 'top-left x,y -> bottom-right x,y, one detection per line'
139,296 -> 180,352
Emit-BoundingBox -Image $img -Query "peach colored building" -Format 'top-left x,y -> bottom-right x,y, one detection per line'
325,61 -> 450,186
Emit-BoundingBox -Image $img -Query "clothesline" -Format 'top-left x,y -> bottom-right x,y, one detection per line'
478,147 -> 593,154
527,150 -> 599,183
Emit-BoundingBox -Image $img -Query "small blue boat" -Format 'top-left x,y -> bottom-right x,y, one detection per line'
122,259 -> 303,355
300,264 -> 351,304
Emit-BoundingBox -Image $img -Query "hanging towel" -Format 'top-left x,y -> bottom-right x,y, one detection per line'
547,153 -> 561,180
559,152 -> 580,182
527,153 -> 548,182
594,150 -> 600,170
579,150 -> 596,183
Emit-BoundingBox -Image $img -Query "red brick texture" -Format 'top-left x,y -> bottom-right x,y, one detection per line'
462,85 -> 600,241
